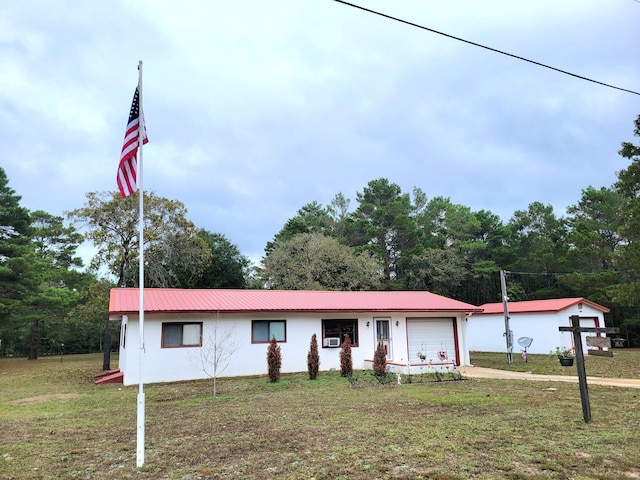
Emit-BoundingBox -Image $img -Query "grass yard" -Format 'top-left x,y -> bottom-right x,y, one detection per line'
0,352 -> 639,479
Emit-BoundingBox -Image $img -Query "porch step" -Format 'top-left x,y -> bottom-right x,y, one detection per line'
95,369 -> 123,384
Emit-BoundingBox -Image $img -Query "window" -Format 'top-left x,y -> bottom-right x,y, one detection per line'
322,319 -> 358,347
162,322 -> 202,348
121,323 -> 127,348
252,320 -> 286,343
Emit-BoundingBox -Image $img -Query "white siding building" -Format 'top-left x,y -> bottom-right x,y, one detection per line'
467,298 -> 610,356
109,288 -> 482,385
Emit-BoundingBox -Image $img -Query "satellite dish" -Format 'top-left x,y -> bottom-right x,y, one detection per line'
518,337 -> 533,348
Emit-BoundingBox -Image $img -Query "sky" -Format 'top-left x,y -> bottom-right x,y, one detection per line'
2,0 -> 639,266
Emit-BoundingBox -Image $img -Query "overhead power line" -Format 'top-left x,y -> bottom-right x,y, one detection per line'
333,0 -> 640,97
505,270 -> 621,277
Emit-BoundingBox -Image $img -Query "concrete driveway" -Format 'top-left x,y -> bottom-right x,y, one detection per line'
457,365 -> 640,389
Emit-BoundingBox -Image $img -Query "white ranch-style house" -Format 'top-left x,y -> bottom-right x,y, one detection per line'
109,288 -> 482,385
466,298 -> 611,356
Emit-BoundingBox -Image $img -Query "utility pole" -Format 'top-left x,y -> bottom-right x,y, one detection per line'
500,269 -> 513,364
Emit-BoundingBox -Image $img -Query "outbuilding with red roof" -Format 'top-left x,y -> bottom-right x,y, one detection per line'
109,288 -> 481,385
467,298 -> 611,356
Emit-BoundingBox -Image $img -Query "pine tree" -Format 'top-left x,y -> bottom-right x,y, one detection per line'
0,168 -> 33,307
0,168 -> 37,357
307,333 -> 320,380
267,335 -> 282,382
340,334 -> 353,377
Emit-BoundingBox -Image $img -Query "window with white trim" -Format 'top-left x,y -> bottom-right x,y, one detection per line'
322,319 -> 358,347
161,322 -> 202,348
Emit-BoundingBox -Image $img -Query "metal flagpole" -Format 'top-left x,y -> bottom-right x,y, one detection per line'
136,59 -> 146,468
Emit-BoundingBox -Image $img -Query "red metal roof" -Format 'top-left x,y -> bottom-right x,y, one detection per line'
477,298 -> 610,315
109,288 -> 483,315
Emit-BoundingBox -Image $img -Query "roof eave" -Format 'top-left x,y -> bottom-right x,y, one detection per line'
110,308 -> 483,316
475,309 -> 562,315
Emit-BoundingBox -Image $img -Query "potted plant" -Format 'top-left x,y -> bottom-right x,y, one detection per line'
553,346 -> 574,366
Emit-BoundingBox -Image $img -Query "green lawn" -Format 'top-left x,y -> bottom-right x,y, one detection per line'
1,352 -> 639,479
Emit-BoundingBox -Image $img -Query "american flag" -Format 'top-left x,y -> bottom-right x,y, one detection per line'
117,87 -> 148,198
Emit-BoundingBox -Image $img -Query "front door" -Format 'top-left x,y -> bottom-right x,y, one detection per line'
375,318 -> 392,360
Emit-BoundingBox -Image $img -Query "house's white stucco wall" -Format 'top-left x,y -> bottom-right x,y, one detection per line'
118,311 -> 470,385
467,304 -> 606,355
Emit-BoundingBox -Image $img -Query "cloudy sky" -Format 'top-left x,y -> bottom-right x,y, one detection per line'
2,1 -> 639,265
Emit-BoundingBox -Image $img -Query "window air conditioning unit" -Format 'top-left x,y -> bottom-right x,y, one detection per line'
324,337 -> 340,348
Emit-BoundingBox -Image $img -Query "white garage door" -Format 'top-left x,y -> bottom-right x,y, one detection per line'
407,318 -> 456,364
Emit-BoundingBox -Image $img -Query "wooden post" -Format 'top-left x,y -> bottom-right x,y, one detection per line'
569,315 -> 591,422
559,317 -> 619,423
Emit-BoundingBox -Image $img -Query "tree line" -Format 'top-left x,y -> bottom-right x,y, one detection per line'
0,185 -> 250,362
259,115 -> 640,346
1,115 -> 639,358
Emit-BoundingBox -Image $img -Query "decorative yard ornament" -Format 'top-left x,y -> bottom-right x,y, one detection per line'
518,337 -> 533,363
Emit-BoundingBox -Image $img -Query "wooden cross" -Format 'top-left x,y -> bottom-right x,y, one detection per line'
559,315 -> 619,423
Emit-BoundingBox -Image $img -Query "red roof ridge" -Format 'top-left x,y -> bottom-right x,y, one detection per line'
476,297 -> 610,314
109,288 -> 483,315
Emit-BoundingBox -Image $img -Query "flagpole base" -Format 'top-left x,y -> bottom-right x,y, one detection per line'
136,392 -> 145,467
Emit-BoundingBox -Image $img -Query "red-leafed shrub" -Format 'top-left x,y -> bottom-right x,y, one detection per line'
340,335 -> 353,377
373,340 -> 387,380
267,336 -> 282,383
307,334 -> 320,380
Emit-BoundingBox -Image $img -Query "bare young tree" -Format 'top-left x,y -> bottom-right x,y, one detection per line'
190,314 -> 239,397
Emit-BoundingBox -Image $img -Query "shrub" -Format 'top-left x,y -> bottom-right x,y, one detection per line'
373,340 -> 387,380
340,335 -> 353,377
307,334 -> 320,380
267,336 -> 282,383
